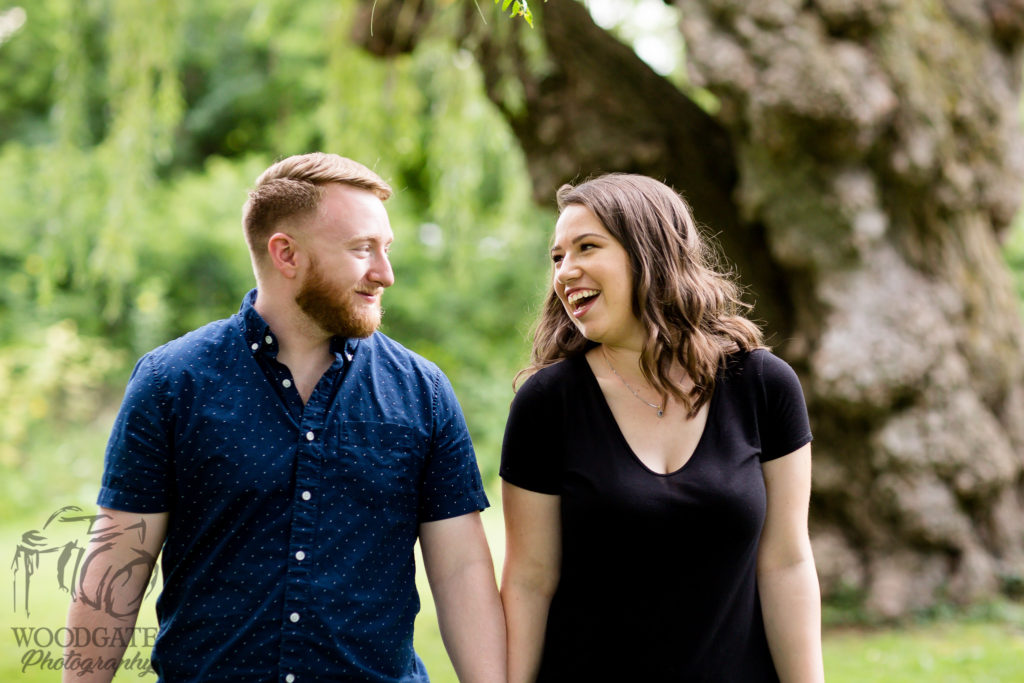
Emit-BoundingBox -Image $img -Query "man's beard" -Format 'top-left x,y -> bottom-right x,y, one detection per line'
295,257 -> 382,339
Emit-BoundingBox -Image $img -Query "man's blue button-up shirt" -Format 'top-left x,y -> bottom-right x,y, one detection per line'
98,289 -> 488,682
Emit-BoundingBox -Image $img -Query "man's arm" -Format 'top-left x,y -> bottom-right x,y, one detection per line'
758,444 -> 825,683
419,511 -> 506,683
63,507 -> 168,683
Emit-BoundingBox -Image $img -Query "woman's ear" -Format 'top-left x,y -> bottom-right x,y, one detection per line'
266,232 -> 301,279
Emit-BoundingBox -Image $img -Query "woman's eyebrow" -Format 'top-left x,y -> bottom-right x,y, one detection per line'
550,232 -> 606,254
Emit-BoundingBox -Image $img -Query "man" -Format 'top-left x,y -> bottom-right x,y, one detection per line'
64,153 -> 506,682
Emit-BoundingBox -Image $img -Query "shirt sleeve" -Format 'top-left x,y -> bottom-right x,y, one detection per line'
97,354 -> 173,513
499,372 -> 562,495
418,369 -> 489,522
756,350 -> 813,462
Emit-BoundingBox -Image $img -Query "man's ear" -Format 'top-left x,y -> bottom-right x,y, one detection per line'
266,232 -> 301,279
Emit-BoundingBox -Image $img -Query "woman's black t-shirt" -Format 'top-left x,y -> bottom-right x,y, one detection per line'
500,349 -> 812,682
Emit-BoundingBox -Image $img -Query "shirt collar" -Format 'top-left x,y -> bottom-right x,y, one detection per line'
331,335 -> 358,361
239,288 -> 359,361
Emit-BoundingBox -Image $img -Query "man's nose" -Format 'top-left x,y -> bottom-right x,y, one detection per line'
370,251 -> 395,288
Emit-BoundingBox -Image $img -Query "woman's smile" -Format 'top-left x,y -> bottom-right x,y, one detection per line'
565,288 -> 600,318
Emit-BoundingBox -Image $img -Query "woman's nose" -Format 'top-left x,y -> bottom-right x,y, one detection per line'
556,256 -> 581,285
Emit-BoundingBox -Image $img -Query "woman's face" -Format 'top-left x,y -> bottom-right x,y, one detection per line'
550,204 -> 646,350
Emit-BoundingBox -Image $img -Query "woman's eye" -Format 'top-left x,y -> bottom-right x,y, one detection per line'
551,253 -> 563,264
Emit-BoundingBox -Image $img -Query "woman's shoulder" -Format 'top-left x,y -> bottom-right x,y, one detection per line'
721,346 -> 796,381
503,356 -> 585,451
517,354 -> 585,394
720,347 -> 806,404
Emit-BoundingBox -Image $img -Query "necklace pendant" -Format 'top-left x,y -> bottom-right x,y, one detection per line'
602,346 -> 666,419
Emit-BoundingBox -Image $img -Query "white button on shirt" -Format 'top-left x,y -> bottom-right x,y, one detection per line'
285,675 -> 295,683
305,431 -> 315,441
282,379 -> 292,388
295,550 -> 306,561
301,491 -> 312,501
290,612 -> 300,623
265,335 -> 273,344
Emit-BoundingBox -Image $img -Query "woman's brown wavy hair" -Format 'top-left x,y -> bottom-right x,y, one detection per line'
517,173 -> 764,418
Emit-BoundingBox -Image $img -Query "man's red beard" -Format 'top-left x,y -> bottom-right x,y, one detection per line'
295,256 -> 382,338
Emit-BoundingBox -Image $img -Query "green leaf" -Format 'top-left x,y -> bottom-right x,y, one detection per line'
494,0 -> 541,26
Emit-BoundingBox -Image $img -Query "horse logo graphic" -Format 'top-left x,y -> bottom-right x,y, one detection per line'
11,505 -> 159,618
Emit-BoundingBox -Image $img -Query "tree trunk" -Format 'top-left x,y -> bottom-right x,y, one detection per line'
361,0 -> 1024,617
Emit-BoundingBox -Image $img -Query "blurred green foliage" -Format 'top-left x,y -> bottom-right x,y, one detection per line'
0,0 -> 553,505
1006,210 -> 1024,317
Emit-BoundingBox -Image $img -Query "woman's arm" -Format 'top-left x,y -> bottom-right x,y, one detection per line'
758,443 -> 825,683
501,481 -> 561,683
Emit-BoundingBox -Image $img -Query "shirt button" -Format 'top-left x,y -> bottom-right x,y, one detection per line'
285,675 -> 295,683
301,491 -> 312,501
250,343 -> 259,351
265,335 -> 273,344
295,550 -> 306,561
289,612 -> 300,623
282,379 -> 292,388
305,431 -> 315,441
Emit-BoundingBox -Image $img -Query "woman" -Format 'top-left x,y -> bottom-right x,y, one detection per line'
500,174 -> 824,682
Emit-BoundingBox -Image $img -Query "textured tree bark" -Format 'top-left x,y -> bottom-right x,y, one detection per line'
674,0 -> 1024,618
359,0 -> 1024,617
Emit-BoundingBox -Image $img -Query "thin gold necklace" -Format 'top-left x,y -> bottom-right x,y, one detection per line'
601,345 -> 664,418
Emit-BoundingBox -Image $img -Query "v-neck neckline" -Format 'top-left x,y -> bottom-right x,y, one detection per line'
578,353 -> 718,477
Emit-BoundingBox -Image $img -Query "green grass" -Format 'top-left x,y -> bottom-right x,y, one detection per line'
823,619 -> 1024,682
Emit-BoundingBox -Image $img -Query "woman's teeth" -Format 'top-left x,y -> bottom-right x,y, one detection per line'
567,289 -> 599,307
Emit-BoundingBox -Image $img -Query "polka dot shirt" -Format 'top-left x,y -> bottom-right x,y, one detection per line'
98,289 -> 488,682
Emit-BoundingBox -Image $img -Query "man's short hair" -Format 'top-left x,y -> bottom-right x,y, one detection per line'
242,152 -> 392,261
